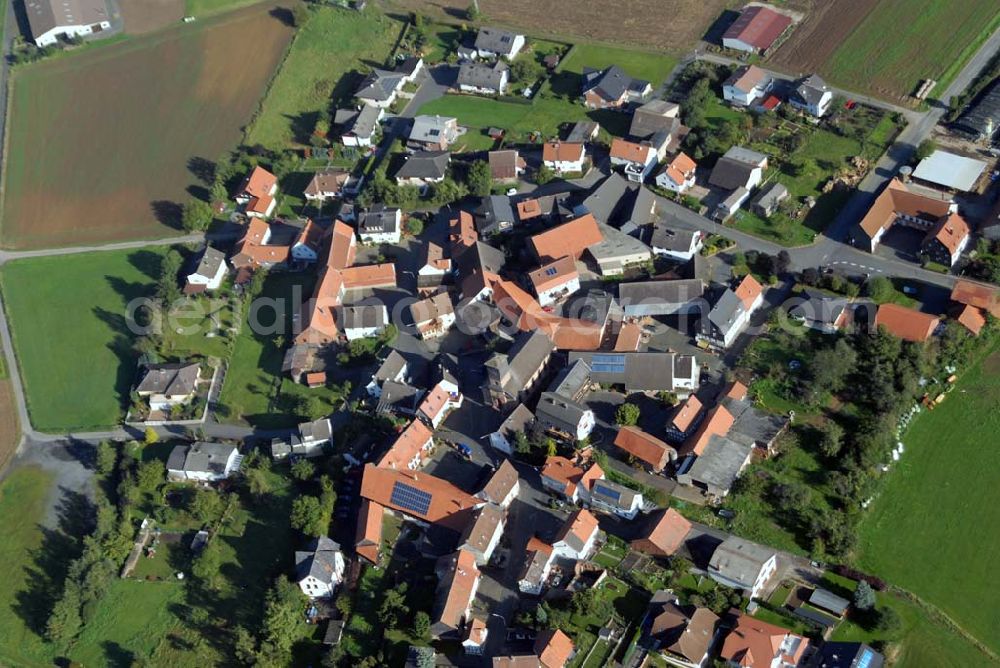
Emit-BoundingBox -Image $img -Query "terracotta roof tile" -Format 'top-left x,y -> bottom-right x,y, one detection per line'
874,303 -> 940,342
631,508 -> 692,556
542,141 -> 585,163
671,395 -> 703,432
530,214 -> 603,261
614,426 -> 675,471
680,405 -> 734,457
951,279 -> 1000,317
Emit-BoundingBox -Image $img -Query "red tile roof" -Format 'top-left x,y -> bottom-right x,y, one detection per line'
720,613 -> 809,667
490,278 -> 605,351
542,141 -> 585,163
541,456 -> 604,497
951,279 -> 1000,317
735,274 -> 763,310
535,629 -> 575,668
955,304 -> 986,335
239,165 -> 277,199
723,6 -> 793,50
435,549 -> 481,632
340,263 -> 397,289
661,152 -> 697,186
529,255 -> 579,294
874,304 -> 940,342
530,214 -> 603,261
631,508 -> 692,557
360,464 -> 480,532
517,198 -> 543,221
614,426 -> 675,472
355,499 -> 383,564
378,419 -> 434,470
681,405 -> 734,457
859,178 -> 952,240
614,322 -> 642,351
926,213 -> 970,255
671,395 -> 703,432
610,137 -> 655,164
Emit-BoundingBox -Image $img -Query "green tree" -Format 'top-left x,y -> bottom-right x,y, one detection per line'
404,215 -> 425,236
412,610 -> 430,639
189,488 -> 224,523
157,250 -> 184,304
818,419 -> 845,458
377,583 -> 409,628
534,164 -> 554,185
290,495 -> 328,537
144,426 -> 159,445
291,459 -> 316,481
466,160 -> 493,197
244,467 -> 271,498
808,339 -> 857,399
291,3 -> 310,27
192,539 -> 223,589
853,580 -> 876,611
865,276 -> 894,303
875,606 -> 902,634
467,2 -> 479,20
46,581 -> 82,647
510,57 -> 542,84
615,402 -> 641,426
181,198 -> 213,232
261,577 -> 306,655
914,139 -> 937,162
95,441 -> 117,476
136,460 -> 165,492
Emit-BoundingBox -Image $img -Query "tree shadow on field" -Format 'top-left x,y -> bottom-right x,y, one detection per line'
126,249 -> 167,281
187,157 -> 216,186
101,641 -> 137,668
187,185 -> 210,202
13,488 -> 93,637
151,200 -> 183,230
269,6 -> 294,27
287,110 -> 320,146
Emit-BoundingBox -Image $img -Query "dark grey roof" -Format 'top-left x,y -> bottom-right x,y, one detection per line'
194,247 -> 226,278
377,380 -> 423,415
395,151 -> 450,180
582,173 -> 631,223
136,362 -> 200,395
496,403 -> 535,439
709,159 -> 756,191
547,358 -> 591,399
629,100 -> 682,139
563,288 -> 617,326
650,225 -> 699,252
356,69 -> 405,102
566,121 -> 600,143
374,350 -> 408,383
535,392 -> 590,434
486,330 -> 554,397
582,65 -> 648,102
791,74 -> 829,107
359,204 -> 400,234
622,186 -> 658,233
475,195 -> 516,235
454,240 -> 505,285
396,56 -> 422,77
474,26 -> 521,54
809,588 -> 850,616
751,181 -> 788,211
170,442 -> 237,475
166,445 -> 188,472
618,279 -> 704,308
686,435 -> 753,494
336,104 -> 382,138
589,478 -> 638,510
955,77 -> 1000,141
457,61 -> 508,90
788,289 -> 847,326
341,304 -> 387,330
705,289 -> 745,334
567,351 -> 696,392
295,536 -> 342,583
813,642 -> 885,668
708,534 -> 775,586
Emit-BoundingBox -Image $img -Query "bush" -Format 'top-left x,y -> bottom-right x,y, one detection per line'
615,402 -> 640,426
403,216 -> 424,236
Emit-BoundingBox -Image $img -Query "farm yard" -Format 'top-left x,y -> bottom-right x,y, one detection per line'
243,6 -> 402,150
769,0 -> 1000,101
391,0 -> 726,52
0,248 -> 173,431
0,3 -> 294,249
857,347 -> 1000,656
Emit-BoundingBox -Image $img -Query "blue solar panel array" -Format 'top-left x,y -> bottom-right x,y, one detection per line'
594,483 -> 621,502
545,267 -> 558,276
591,353 -> 626,374
857,649 -> 876,668
390,481 -> 432,516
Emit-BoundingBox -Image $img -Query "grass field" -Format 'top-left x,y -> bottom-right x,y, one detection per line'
857,346 -> 1000,655
0,249 -> 171,431
244,6 -> 401,149
560,43 -> 677,86
0,381 -> 19,471
1,4 -> 294,249
0,466 -> 62,667
218,273 -> 345,428
824,0 -> 1000,99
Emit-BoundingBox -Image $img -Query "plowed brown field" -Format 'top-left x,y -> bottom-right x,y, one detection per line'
394,0 -> 726,51
767,0 -> 878,76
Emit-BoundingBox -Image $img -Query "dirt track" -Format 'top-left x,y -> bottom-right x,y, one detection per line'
0,381 -> 18,472
394,0 -> 727,50
767,0 -> 878,76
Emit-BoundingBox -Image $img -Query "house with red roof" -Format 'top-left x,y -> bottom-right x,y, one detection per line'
614,426 -> 677,472
722,6 -> 793,54
719,612 -> 809,667
540,454 -> 604,503
551,508 -> 600,560
874,304 -> 940,343
655,152 -> 698,193
610,137 -> 658,182
542,141 -> 586,175
529,256 -> 580,307
234,166 -> 278,219
417,380 -> 463,428
630,508 -> 692,557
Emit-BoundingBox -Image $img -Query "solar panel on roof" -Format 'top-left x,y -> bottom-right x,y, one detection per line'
390,481 -> 432,516
545,267 -> 558,276
857,649 -> 876,668
591,353 -> 626,374
594,484 -> 621,502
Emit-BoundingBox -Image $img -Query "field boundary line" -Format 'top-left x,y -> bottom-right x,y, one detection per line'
241,4 -> 305,145
888,586 -> 1000,662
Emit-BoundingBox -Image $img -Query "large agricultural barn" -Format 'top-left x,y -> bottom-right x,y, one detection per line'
25,0 -> 112,47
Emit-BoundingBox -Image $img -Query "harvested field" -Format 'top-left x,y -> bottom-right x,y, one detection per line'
1,3 -> 295,249
767,0 -> 877,79
392,0 -> 726,51
120,0 -> 186,34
